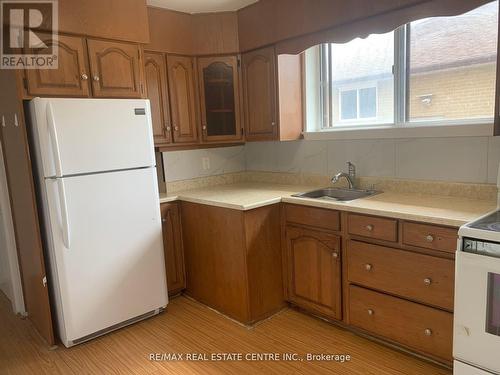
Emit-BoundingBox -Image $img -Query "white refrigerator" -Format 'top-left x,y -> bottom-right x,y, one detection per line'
28,98 -> 168,347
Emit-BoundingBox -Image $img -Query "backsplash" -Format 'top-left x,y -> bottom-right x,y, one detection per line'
162,146 -> 246,182
163,136 -> 500,185
246,137 -> 500,184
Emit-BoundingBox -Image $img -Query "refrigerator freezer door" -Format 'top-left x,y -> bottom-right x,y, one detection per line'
44,167 -> 167,344
30,98 -> 156,177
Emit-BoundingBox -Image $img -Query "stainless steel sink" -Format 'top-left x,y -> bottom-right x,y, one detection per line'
292,187 -> 380,202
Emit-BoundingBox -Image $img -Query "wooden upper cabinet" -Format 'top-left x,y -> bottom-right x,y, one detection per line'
197,56 -> 242,143
144,52 -> 171,145
285,226 -> 342,320
160,202 -> 186,296
242,47 -> 277,141
87,39 -> 143,98
166,55 -> 199,144
25,34 -> 90,97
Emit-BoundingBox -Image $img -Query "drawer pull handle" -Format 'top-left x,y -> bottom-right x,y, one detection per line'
366,224 -> 374,232
367,309 -> 374,316
81,73 -> 88,80
332,252 -> 339,259
424,328 -> 432,336
424,278 -> 432,285
426,235 -> 434,242
365,263 -> 373,271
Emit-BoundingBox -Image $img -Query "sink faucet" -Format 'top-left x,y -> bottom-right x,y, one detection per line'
331,161 -> 356,189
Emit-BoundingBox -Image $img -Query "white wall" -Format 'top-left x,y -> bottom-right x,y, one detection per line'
162,137 -> 500,184
246,136 -> 500,184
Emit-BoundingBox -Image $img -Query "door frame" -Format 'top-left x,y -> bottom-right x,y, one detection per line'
0,141 -> 25,314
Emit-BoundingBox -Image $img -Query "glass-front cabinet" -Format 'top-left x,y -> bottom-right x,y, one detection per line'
197,56 -> 242,142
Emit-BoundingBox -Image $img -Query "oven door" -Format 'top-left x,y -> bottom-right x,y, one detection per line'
454,250 -> 500,374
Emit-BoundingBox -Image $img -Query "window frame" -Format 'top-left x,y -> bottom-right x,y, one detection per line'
308,8 -> 497,139
338,84 -> 378,123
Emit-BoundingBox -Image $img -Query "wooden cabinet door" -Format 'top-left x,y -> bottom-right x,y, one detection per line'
25,34 -> 90,97
242,47 -> 277,141
160,202 -> 186,295
87,39 -> 143,98
0,70 -> 54,344
197,56 -> 242,143
166,55 -> 199,144
286,226 -> 342,320
144,52 -> 171,145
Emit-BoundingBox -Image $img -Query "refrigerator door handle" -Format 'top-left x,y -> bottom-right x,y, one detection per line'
47,102 -> 63,177
57,179 -> 71,249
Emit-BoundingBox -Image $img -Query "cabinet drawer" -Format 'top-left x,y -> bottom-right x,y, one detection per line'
348,286 -> 453,362
347,241 -> 454,310
347,213 -> 397,242
285,204 -> 340,232
403,222 -> 457,254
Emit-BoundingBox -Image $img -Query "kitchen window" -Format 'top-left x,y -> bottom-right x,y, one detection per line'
307,1 -> 498,136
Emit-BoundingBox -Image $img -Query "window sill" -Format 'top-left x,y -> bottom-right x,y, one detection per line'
303,122 -> 495,141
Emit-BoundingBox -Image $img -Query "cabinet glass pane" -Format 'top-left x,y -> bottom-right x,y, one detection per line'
203,62 -> 236,136
487,272 -> 500,336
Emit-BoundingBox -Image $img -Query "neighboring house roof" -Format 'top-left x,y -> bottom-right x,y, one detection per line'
331,1 -> 497,84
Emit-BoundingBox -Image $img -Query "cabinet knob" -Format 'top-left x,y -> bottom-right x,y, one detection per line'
365,263 -> 373,271
271,121 -> 276,127
165,125 -> 171,131
93,75 -> 100,82
202,125 -> 207,130
423,278 -> 432,286
367,309 -> 374,316
174,126 -> 179,131
162,218 -> 167,223
426,234 -> 434,242
366,224 -> 374,232
332,252 -> 338,259
424,328 -> 432,336
81,73 -> 88,80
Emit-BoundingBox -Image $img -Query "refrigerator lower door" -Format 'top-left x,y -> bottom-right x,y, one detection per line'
44,167 -> 167,346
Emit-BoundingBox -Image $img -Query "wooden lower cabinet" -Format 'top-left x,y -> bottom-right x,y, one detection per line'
348,285 -> 453,362
181,202 -> 284,324
160,202 -> 186,296
285,225 -> 342,320
347,240 -> 455,311
402,221 -> 458,254
282,204 -> 455,365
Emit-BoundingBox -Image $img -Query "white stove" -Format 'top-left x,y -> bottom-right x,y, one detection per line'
454,165 -> 500,375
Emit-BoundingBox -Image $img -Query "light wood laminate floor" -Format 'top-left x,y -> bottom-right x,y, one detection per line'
0,292 -> 451,374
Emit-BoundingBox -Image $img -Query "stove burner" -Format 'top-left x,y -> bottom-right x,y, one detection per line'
469,211 -> 500,232
483,222 -> 500,232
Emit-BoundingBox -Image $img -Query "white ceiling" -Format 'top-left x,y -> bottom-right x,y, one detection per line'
147,0 -> 258,13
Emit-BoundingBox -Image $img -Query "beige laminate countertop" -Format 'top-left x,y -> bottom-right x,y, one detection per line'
159,182 -> 497,227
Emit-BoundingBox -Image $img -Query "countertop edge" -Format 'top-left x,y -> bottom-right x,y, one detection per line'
157,191 -> 493,227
